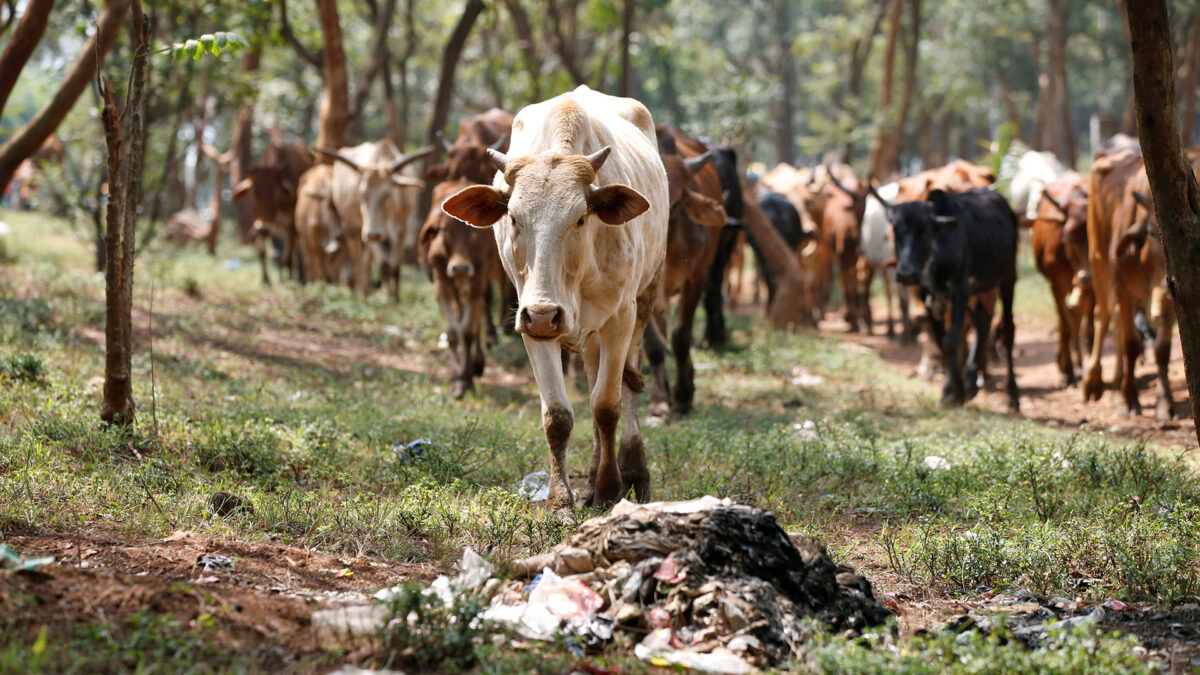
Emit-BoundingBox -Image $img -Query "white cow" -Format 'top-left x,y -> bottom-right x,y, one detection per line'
442,86 -> 669,508
319,140 -> 434,301
860,182 -> 914,339
1007,149 -> 1064,225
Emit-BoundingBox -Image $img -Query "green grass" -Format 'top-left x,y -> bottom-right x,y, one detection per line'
0,207 -> 1194,672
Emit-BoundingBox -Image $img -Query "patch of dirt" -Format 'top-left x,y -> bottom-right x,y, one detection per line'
0,528 -> 437,668
821,308 -> 1196,450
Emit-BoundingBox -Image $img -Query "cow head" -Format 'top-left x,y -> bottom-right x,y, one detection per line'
428,132 -> 509,185
657,132 -> 725,228
884,189 -> 959,286
233,146 -> 296,237
441,146 -> 649,341
421,179 -> 484,281
318,143 -> 433,245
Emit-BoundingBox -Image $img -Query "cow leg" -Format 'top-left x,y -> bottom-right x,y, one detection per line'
438,286 -> 469,400
702,227 -> 738,350
858,257 -> 875,336
644,304 -> 671,420
255,232 -> 271,286
1082,265 -> 1112,402
386,239 -> 402,303
469,292 -> 487,379
357,245 -> 373,299
899,279 -> 917,344
840,252 -> 859,333
524,338 -> 574,508
578,343 -> 602,507
619,288 -> 654,503
670,280 -> 704,417
1051,278 -> 1077,388
964,299 -> 992,401
482,283 -> 499,348
999,279 -> 1019,412
1154,298 -> 1176,421
589,309 -> 636,507
1114,290 -> 1141,417
939,286 -> 969,407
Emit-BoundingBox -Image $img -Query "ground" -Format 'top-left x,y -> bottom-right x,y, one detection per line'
0,207 -> 1196,673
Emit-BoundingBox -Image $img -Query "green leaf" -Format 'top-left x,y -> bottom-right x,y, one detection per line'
171,43 -> 185,62
214,32 -> 229,49
185,39 -> 202,61
199,33 -> 215,53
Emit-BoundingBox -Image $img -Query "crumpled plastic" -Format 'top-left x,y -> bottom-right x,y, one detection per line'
635,629 -> 758,673
0,543 -> 54,572
195,554 -> 234,572
482,567 -> 604,640
516,470 -> 550,501
374,547 -> 493,605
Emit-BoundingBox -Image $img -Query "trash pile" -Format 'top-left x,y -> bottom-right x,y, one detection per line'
315,496 -> 890,672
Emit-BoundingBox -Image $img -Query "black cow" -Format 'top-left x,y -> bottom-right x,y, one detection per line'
875,187 -> 1019,411
700,143 -> 747,350
753,191 -> 814,306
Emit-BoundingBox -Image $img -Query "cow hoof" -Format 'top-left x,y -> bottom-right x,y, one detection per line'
449,379 -> 471,400
1156,406 -> 1174,422
472,359 -> 485,377
1082,376 -> 1104,402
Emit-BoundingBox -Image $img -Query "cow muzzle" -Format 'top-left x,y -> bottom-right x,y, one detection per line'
447,259 -> 475,278
517,303 -> 566,340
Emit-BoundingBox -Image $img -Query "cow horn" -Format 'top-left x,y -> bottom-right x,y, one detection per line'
1041,190 -> 1066,214
683,151 -> 713,177
865,177 -> 892,209
586,146 -> 611,172
435,130 -> 453,153
487,148 -> 508,172
315,147 -> 361,172
392,145 -> 437,173
489,132 -> 509,152
827,169 -> 857,198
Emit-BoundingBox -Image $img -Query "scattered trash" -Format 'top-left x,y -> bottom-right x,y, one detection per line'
196,554 -> 234,573
516,470 -> 551,501
437,332 -> 450,349
923,455 -> 952,471
209,491 -> 254,518
383,325 -> 404,337
1,543 -> 54,572
196,575 -> 221,584
392,438 -> 432,463
793,420 -> 818,442
312,604 -> 388,651
222,258 -> 242,270
790,368 -> 824,387
0,221 -> 11,236
635,629 -> 757,674
1104,599 -> 1129,612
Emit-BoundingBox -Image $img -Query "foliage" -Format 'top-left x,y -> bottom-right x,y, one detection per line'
168,32 -> 249,62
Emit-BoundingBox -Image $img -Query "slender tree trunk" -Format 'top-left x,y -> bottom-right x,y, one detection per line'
503,0 -> 541,102
416,0 -> 486,220
869,0 -> 903,177
315,0 -> 349,152
1047,0 -> 1075,166
842,0 -> 889,160
100,1 -> 148,428
1118,0 -> 1139,135
996,66 -> 1023,141
0,0 -> 54,115
148,65 -> 191,224
881,0 -> 920,170
1031,38 -> 1048,147
1126,0 -> 1200,444
773,0 -> 796,165
184,63 -> 211,209
348,0 -> 398,140
618,0 -> 635,97
0,0 -> 131,190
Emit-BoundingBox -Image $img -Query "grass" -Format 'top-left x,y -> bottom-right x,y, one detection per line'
0,207 -> 1196,672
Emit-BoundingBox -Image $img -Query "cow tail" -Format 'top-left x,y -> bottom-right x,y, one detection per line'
622,364 -> 646,393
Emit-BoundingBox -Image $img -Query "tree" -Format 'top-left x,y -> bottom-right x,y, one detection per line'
0,0 -> 131,191
0,0 -> 54,115
869,0 -> 919,178
315,0 -> 349,151
100,0 -> 150,428
1127,0 -> 1200,445
618,0 -> 636,97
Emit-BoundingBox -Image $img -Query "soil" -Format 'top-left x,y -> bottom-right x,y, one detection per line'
0,527 -> 439,670
819,307 -> 1197,451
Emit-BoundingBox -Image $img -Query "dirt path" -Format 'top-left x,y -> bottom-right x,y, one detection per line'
819,307 -> 1197,450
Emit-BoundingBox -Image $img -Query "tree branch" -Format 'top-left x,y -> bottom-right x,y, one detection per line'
278,0 -> 322,68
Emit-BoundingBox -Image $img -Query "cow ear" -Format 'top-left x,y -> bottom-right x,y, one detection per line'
418,221 -> 440,254
442,185 -> 508,229
232,177 -> 253,201
683,190 -> 726,227
1132,191 -> 1151,208
280,178 -> 296,198
588,184 -> 649,225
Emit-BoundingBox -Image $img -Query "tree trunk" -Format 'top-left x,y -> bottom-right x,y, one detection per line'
842,0 -> 889,160
546,0 -> 589,86
396,0 -> 417,143
618,0 -> 635,97
416,0 -> 486,220
348,0 -> 398,140
185,63 -> 212,210
1179,10 -> 1200,144
1046,0 -> 1075,166
315,0 -> 349,152
869,0 -> 903,178
1118,0 -> 1139,135
100,1 -> 148,428
1126,0 -> 1200,445
996,66 -> 1023,141
230,39 -> 260,241
881,0 -> 920,171
503,0 -> 541,102
773,0 -> 796,165
0,0 -> 54,115
0,0 -> 131,190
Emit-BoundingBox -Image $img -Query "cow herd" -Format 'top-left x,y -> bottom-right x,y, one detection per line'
229,86 -> 1195,507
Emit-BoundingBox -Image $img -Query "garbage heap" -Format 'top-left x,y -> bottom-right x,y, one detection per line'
316,497 -> 891,673
498,496 -> 889,670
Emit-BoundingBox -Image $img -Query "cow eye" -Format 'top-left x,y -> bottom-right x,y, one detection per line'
576,216 -> 585,226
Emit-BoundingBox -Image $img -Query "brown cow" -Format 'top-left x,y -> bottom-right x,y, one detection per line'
420,178 -> 506,399
644,125 -> 726,418
427,108 -> 515,184
233,137 -> 314,285
1082,148 -> 1198,419
1031,172 -> 1090,388
294,164 -> 345,284
759,163 -> 835,321
824,166 -> 869,332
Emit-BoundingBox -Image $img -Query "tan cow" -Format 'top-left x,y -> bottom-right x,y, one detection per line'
232,137 -> 314,285
442,86 -> 669,508
294,164 -> 345,284
318,140 -> 434,301
1031,172 -> 1090,388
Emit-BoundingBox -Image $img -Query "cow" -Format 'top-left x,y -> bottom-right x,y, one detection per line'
751,190 -> 815,306
294,164 -> 345,284
642,125 -> 726,419
317,140 -> 434,301
871,185 -> 1020,411
824,166 -> 870,332
858,181 -> 914,340
420,178 -> 506,399
428,108 -> 515,184
1031,172 -> 1090,388
441,85 -> 668,508
698,142 -> 754,349
1081,148 -> 1196,420
1007,149 -> 1064,228
759,164 -> 835,320
232,137 -> 314,285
